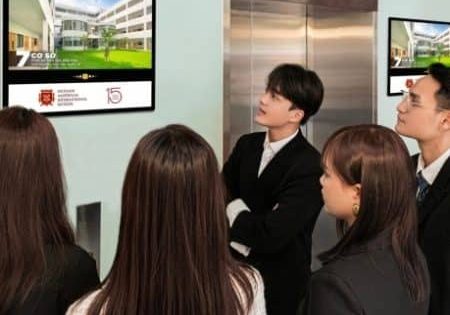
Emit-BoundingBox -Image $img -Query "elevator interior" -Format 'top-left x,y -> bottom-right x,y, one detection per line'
224,0 -> 378,269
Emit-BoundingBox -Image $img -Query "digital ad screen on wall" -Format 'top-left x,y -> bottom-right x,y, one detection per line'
3,0 -> 155,115
388,17 -> 450,96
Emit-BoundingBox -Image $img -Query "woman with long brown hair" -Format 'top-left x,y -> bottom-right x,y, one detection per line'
307,124 -> 430,315
0,106 -> 99,315
68,124 -> 266,315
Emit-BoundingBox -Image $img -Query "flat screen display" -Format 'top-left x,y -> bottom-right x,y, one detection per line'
388,17 -> 450,95
3,0 -> 155,115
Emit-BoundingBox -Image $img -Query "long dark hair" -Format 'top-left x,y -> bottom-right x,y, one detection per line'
0,106 -> 75,313
319,124 -> 428,302
87,124 -> 254,315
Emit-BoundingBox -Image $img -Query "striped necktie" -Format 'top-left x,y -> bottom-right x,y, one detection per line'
416,171 -> 430,204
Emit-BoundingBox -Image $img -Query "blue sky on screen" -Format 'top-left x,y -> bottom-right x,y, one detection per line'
56,0 -> 123,13
100,0 -> 122,7
414,22 -> 450,37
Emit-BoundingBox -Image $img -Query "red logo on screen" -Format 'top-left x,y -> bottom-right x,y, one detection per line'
39,89 -> 55,106
405,79 -> 414,89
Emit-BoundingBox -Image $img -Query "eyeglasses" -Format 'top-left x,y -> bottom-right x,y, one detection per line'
400,90 -> 445,112
400,90 -> 424,110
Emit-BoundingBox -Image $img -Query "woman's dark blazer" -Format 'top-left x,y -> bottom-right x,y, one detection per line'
306,232 -> 430,315
6,244 -> 100,315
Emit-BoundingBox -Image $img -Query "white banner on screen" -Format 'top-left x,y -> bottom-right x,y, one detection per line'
390,75 -> 424,94
9,81 -> 152,113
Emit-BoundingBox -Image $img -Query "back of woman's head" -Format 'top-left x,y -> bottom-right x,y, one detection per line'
89,124 -> 253,315
0,106 -> 74,312
320,124 -> 427,302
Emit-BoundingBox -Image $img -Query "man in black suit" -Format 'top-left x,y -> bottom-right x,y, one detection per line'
223,64 -> 324,315
396,63 -> 450,315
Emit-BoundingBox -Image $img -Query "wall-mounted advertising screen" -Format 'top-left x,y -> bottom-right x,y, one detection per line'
388,17 -> 450,95
3,0 -> 155,115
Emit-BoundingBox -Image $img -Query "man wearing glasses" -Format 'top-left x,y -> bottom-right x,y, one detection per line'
396,63 -> 450,315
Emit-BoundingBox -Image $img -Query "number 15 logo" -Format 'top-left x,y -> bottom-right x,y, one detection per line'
107,87 -> 123,104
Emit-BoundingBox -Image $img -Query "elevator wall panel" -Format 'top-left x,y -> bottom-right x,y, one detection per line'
225,0 -> 307,152
307,7 -> 376,270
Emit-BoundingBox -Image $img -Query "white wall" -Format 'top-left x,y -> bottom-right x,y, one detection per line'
13,0 -> 223,278
377,0 -> 450,153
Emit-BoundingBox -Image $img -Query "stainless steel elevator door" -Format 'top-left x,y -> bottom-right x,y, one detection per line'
251,0 -> 307,134
227,0 -> 307,150
307,5 -> 376,150
307,5 -> 376,270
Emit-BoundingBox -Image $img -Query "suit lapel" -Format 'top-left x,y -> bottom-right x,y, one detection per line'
244,133 -> 265,181
258,132 -> 304,184
418,156 -> 450,225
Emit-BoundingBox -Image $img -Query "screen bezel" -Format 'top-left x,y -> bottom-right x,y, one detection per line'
387,16 -> 450,96
3,0 -> 156,116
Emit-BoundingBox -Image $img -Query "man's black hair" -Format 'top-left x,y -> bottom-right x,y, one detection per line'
428,63 -> 450,110
266,63 -> 324,125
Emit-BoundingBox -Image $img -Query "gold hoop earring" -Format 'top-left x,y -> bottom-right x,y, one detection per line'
352,204 -> 360,217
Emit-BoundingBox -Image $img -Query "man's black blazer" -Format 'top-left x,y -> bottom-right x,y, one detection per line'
306,231 -> 430,315
414,154 -> 450,315
223,131 -> 323,315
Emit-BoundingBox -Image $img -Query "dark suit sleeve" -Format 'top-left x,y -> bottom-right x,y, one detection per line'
441,237 -> 450,314
222,135 -> 246,201
230,163 -> 323,254
58,248 -> 100,313
307,271 -> 362,315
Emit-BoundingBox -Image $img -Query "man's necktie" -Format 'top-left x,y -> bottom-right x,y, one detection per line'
416,171 -> 430,204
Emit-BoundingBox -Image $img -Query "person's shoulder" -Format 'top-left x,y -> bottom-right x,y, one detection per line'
311,259 -> 365,301
57,245 -> 99,289
63,245 -> 97,267
314,258 -> 349,280
303,139 -> 321,159
230,132 -> 265,156
44,244 -> 96,272
235,266 -> 266,315
312,265 -> 347,286
309,265 -> 363,314
231,266 -> 263,292
287,137 -> 322,175
316,244 -> 399,285
237,132 -> 265,145
291,133 -> 321,161
66,289 -> 102,315
240,266 -> 264,290
315,253 -> 369,282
